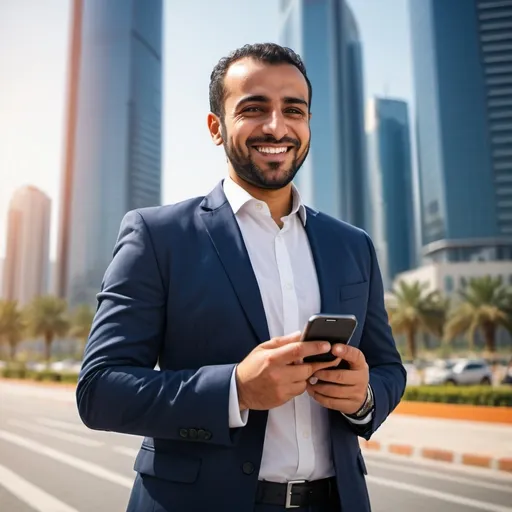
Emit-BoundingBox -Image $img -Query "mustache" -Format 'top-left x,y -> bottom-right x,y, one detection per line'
246,135 -> 300,148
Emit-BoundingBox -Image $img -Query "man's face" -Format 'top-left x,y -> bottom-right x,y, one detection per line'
212,58 -> 311,190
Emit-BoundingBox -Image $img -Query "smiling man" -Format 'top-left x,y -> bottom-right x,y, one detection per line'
77,43 -> 406,512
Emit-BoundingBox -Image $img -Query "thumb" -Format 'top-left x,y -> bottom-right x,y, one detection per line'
333,344 -> 366,369
260,330 -> 302,350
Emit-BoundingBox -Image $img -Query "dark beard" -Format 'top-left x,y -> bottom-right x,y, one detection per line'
221,125 -> 310,190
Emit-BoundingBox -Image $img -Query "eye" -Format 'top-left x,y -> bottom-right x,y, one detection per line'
286,108 -> 305,116
243,106 -> 263,113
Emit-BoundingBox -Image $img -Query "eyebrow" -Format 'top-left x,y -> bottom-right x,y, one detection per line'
235,95 -> 309,110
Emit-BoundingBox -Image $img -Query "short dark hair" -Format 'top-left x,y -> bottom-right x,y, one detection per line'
209,42 -> 312,119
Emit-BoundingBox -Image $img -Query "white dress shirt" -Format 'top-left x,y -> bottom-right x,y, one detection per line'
223,177 -> 366,483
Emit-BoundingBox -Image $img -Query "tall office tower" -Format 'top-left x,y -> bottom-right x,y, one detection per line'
410,0 -> 512,263
366,97 -> 415,288
56,0 -> 163,308
2,186 -> 51,306
279,0 -> 369,229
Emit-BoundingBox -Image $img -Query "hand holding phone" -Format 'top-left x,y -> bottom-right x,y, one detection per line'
300,314 -> 357,368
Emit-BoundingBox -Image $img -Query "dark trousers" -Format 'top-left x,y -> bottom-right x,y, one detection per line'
254,494 -> 341,512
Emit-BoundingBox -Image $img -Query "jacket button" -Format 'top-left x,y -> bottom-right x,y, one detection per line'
204,431 -> 212,441
189,428 -> 198,439
242,462 -> 255,475
179,428 -> 188,439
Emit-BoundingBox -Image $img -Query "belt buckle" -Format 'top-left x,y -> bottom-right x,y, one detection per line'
285,480 -> 306,509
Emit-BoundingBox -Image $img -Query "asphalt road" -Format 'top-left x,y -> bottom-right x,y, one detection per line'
1,381 -> 511,512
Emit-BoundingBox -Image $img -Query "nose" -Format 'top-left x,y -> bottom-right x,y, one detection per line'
262,109 -> 288,140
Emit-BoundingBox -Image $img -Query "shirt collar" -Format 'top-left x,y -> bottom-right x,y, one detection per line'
223,176 -> 307,225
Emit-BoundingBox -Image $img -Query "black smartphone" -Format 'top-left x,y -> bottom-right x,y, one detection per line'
300,314 -> 358,368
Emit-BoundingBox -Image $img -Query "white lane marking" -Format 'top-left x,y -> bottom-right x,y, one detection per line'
113,446 -> 138,458
37,418 -> 88,434
0,463 -> 79,512
367,475 -> 512,512
0,429 -> 134,488
8,419 -> 103,448
363,450 -> 512,483
367,459 -> 512,493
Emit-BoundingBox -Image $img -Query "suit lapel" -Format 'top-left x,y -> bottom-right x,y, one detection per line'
304,207 -> 340,314
199,182 -> 270,344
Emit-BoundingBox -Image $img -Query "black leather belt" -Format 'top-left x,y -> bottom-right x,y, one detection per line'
255,477 -> 337,509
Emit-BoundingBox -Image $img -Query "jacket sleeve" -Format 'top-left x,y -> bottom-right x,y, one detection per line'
350,233 -> 407,439
76,210 -> 239,447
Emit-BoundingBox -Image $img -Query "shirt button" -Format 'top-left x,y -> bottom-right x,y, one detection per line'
285,282 -> 293,290
303,430 -> 310,439
255,203 -> 263,210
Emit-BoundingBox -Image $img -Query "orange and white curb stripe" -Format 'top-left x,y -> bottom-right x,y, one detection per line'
359,439 -> 512,473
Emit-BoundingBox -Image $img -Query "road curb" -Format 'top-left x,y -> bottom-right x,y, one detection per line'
359,439 -> 512,473
0,378 -> 77,390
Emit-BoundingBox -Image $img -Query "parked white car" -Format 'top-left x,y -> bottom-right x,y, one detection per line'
403,362 -> 422,386
423,358 -> 493,386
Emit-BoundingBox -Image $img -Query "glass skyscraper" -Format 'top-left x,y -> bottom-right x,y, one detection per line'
366,98 -> 415,288
56,0 -> 163,308
279,0 -> 369,228
410,0 -> 512,263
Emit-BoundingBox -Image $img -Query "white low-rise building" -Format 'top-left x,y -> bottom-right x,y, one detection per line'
393,261 -> 512,296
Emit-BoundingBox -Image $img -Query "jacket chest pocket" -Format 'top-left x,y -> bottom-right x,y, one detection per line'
338,281 -> 368,346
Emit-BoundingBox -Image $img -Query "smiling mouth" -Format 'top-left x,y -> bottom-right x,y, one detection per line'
252,146 -> 294,155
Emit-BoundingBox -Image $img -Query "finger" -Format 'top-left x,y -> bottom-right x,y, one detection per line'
285,357 -> 342,383
331,344 -> 367,370
271,340 -> 332,365
307,387 -> 358,413
307,381 -> 358,400
260,331 -> 302,350
312,369 -> 360,386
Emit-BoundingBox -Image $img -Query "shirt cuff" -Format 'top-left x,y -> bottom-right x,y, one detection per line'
228,365 -> 249,428
342,410 -> 373,425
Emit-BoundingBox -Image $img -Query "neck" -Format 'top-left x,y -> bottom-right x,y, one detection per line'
228,171 -> 294,226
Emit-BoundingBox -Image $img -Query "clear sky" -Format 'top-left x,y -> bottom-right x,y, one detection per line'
0,0 -> 413,260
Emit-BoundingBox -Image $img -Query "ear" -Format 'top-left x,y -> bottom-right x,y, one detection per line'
207,113 -> 224,146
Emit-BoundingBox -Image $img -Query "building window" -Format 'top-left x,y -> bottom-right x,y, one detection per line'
444,276 -> 454,293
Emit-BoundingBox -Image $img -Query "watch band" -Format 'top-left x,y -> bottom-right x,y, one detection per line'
349,384 -> 374,419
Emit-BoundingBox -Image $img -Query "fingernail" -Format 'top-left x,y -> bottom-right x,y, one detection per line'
334,345 -> 344,355
309,377 -> 318,385
322,343 -> 330,351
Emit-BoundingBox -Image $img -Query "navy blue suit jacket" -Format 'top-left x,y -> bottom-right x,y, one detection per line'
77,181 -> 406,512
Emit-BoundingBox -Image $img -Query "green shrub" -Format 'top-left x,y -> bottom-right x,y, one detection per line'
1,362 -> 28,379
1,365 -> 78,384
404,385 -> 512,407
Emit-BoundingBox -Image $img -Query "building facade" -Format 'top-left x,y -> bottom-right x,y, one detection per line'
2,186 -> 51,306
56,0 -> 163,308
279,0 -> 369,229
366,97 -> 415,288
409,0 -> 512,263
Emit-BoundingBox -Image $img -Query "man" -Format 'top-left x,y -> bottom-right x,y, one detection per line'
77,43 -> 406,512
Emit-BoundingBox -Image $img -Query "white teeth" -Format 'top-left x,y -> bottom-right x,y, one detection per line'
256,146 -> 288,154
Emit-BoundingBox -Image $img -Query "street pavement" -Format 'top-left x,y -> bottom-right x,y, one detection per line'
1,380 -> 511,512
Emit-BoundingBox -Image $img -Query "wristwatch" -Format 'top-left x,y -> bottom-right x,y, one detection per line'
348,384 -> 374,419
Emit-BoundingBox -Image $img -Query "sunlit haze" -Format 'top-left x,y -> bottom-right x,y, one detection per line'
0,0 -> 412,260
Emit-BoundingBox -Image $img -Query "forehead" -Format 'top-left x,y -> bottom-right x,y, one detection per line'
223,57 -> 309,107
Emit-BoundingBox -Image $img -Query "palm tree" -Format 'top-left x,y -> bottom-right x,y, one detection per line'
386,280 -> 448,360
0,300 -> 26,360
69,304 -> 94,347
444,276 -> 512,355
25,295 -> 69,365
